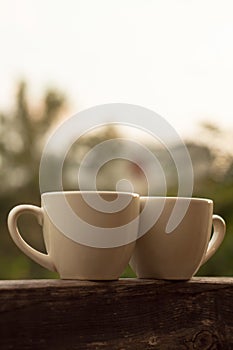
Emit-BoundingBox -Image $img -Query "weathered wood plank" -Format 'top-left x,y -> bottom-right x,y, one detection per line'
0,278 -> 233,349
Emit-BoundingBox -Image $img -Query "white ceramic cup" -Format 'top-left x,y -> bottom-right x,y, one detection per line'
130,197 -> 226,280
8,191 -> 140,280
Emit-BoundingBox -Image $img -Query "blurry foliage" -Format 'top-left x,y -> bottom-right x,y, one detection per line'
188,122 -> 233,277
0,81 -> 66,279
0,82 -> 233,279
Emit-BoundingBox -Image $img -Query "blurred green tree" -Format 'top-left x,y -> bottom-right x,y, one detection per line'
0,81 -> 66,279
0,82 -> 66,198
190,122 -> 233,276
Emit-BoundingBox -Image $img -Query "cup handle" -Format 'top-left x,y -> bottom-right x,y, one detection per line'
201,214 -> 226,265
7,204 -> 56,272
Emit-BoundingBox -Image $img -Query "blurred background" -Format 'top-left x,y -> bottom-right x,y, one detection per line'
0,0 -> 233,279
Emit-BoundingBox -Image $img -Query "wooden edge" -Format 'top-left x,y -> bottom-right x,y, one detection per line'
0,277 -> 233,349
0,276 -> 233,290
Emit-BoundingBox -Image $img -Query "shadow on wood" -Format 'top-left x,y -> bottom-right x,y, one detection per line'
0,277 -> 233,349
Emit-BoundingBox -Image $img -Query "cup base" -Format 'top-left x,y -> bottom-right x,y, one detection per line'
136,275 -> 192,281
59,275 -> 119,281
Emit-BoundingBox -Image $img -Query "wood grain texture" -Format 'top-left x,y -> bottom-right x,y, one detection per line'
0,278 -> 233,349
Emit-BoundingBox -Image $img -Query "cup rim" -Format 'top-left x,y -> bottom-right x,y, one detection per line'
140,196 -> 213,204
41,190 -> 140,198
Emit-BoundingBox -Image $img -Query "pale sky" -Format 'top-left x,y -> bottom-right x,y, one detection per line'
0,0 -> 233,138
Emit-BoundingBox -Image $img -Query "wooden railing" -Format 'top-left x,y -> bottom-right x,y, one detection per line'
0,277 -> 232,349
